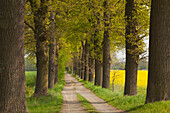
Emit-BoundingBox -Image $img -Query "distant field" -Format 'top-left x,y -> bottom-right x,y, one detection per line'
26,70 -> 148,88
110,70 -> 148,88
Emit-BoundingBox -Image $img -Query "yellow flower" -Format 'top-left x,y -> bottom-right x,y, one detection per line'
110,70 -> 148,88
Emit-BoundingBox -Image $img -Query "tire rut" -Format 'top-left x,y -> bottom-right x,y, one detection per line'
60,74 -> 88,113
61,73 -> 126,113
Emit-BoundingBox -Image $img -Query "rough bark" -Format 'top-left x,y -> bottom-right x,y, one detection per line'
84,40 -> 89,81
89,53 -> 95,82
54,43 -> 59,84
48,11 -> 56,89
78,48 -> 82,77
95,60 -> 103,86
0,0 -> 29,112
29,0 -> 49,96
94,12 -> 103,86
81,42 -> 85,79
74,53 -> 79,75
124,0 -> 139,96
35,39 -> 48,96
102,0 -> 111,89
78,61 -> 81,77
72,59 -> 74,74
72,54 -> 77,75
88,34 -> 95,82
76,55 -> 79,76
145,0 -> 170,103
73,55 -> 77,75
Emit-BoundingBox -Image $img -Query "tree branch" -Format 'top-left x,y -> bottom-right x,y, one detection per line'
24,21 -> 36,33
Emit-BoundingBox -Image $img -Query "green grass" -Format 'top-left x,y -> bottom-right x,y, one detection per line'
25,71 -> 36,87
130,101 -> 170,113
25,71 -> 36,97
25,71 -> 65,113
73,75 -> 170,113
77,93 -> 98,113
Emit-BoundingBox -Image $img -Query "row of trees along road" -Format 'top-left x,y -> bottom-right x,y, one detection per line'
0,0 -> 169,112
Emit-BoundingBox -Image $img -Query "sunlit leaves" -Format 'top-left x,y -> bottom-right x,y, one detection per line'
24,0 -> 151,66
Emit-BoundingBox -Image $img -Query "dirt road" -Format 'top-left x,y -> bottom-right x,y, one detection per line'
60,73 -> 125,113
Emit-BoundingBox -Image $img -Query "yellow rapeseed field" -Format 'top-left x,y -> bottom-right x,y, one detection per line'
110,70 -> 148,88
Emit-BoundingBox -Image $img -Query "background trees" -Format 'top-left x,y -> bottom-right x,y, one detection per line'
102,0 -> 111,89
27,0 -> 50,96
124,0 -> 139,96
25,0 -> 75,95
66,0 -> 169,105
24,0 -> 169,104
48,7 -> 56,89
124,0 -> 150,96
1,0 -> 167,112
65,0 -> 150,91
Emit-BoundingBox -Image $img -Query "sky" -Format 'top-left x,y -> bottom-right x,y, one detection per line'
116,37 -> 149,62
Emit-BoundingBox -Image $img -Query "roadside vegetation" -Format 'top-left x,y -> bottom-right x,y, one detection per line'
74,74 -> 170,113
26,71 -> 65,113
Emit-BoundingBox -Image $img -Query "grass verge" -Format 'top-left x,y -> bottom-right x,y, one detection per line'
73,75 -> 170,113
26,71 -> 65,113
77,93 -> 98,113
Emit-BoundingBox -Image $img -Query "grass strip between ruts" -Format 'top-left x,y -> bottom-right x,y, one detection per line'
77,93 -> 98,113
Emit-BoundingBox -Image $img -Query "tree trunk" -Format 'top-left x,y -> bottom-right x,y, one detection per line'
78,61 -> 81,77
76,55 -> 79,76
54,43 -> 59,84
102,0 -> 111,89
124,0 -> 138,96
73,55 -> 77,75
84,40 -> 89,81
48,11 -> 56,89
89,53 -> 95,82
78,48 -> 82,77
73,54 -> 77,75
145,0 -> 170,103
95,60 -> 103,86
35,38 -> 48,96
88,33 -> 95,82
74,53 -> 79,75
0,0 -> 28,112
72,60 -> 74,74
81,42 -> 85,79
94,12 -> 103,86
29,0 -> 49,96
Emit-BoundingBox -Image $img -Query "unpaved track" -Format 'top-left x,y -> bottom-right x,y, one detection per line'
60,74 -> 87,113
60,73 -> 126,113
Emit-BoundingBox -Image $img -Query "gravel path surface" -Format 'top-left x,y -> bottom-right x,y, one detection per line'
60,73 -> 126,113
60,74 -> 87,113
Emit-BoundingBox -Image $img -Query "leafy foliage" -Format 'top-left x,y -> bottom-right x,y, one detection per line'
24,0 -> 150,72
